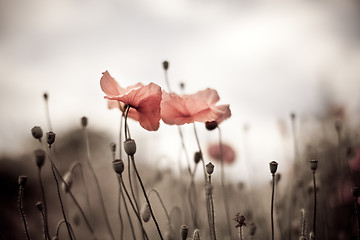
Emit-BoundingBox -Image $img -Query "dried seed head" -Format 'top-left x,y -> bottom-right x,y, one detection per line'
31,126 -> 43,140
18,175 -> 28,187
34,149 -> 46,168
46,131 -> 56,146
163,61 -> 169,70
141,203 -> 151,222
81,116 -> 88,127
205,121 -> 218,131
352,187 -> 360,198
309,159 -> 318,171
124,138 -> 136,156
206,162 -> 214,175
194,151 -> 202,164
112,159 -> 125,175
249,222 -> 257,236
62,172 -> 73,193
193,229 -> 200,240
110,143 -> 116,153
269,161 -> 278,174
35,201 -> 43,211
180,225 -> 188,240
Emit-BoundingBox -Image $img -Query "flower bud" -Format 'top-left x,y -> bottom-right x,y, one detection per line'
81,116 -> 88,127
35,201 -> 43,211
205,121 -> 218,131
18,175 -> 28,187
180,225 -> 188,240
352,187 -> 360,198
206,162 -> 214,175
112,159 -> 125,175
309,159 -> 318,171
46,131 -> 56,146
269,161 -> 278,174
141,203 -> 151,222
163,61 -> 169,70
31,126 -> 43,140
62,172 -> 73,193
194,151 -> 202,164
124,138 -> 136,156
193,229 -> 200,240
34,149 -> 46,168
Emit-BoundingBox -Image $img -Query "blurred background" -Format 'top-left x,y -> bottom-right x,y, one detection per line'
1,0 -> 360,184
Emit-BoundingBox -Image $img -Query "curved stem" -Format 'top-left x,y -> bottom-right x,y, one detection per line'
83,127 -> 114,240
131,156 -> 164,240
18,186 -> 31,240
271,173 -> 275,240
148,189 -> 170,223
56,220 -> 76,240
38,168 -> 50,240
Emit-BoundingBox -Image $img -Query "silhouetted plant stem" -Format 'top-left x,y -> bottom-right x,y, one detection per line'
48,147 -> 73,240
131,156 -> 164,240
312,170 -> 317,239
354,196 -> 360,240
55,219 -> 76,239
206,174 -> 217,240
218,127 -> 232,238
148,189 -> 170,222
37,206 -> 47,240
43,93 -> 53,131
37,168 -> 50,239
271,173 -> 275,240
18,183 -> 31,240
193,123 -> 207,181
335,121 -> 344,204
83,125 -> 114,240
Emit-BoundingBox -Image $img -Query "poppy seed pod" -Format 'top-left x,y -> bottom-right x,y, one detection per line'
309,159 -> 318,171
112,159 -> 125,175
46,131 -> 56,146
180,225 -> 188,240
35,201 -> 43,211
124,138 -> 136,156
141,203 -> 151,222
62,172 -> 73,193
81,116 -> 88,127
205,121 -> 218,131
18,175 -> 28,187
43,92 -> 48,100
34,149 -> 46,168
206,162 -> 214,175
269,161 -> 278,174
194,151 -> 202,164
163,61 -> 169,70
193,229 -> 200,240
352,186 -> 360,198
31,126 -> 43,140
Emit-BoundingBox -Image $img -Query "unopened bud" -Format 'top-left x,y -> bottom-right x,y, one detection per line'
163,61 -> 169,70
46,131 -> 56,146
35,201 -> 43,211
269,161 -> 278,174
194,151 -> 202,164
112,159 -> 125,175
206,162 -> 214,175
141,203 -> 151,222
34,149 -> 46,168
309,159 -> 318,171
205,121 -> 218,131
81,116 -> 88,127
31,126 -> 43,140
18,175 -> 28,187
180,225 -> 188,240
124,138 -> 136,156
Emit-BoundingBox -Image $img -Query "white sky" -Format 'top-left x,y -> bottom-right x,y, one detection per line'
1,0 -> 360,183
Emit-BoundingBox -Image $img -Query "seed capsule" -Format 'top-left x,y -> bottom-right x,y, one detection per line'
124,138 -> 136,156
31,126 -> 43,140
34,149 -> 46,168
269,161 -> 278,174
112,159 -> 125,175
46,131 -> 56,146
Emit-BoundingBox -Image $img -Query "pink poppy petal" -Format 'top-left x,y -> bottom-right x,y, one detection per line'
214,104 -> 231,123
191,88 -> 220,105
100,71 -> 124,96
161,92 -> 194,125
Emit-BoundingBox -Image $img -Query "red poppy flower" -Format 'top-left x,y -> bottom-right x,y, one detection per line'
100,71 -> 162,131
161,88 -> 231,125
208,142 -> 236,164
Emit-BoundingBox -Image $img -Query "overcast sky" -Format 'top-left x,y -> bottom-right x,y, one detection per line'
1,0 -> 360,183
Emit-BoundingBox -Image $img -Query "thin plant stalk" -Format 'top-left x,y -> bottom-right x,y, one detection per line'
206,175 -> 216,240
37,207 -> 47,240
335,123 -> 344,204
117,176 -> 124,240
192,123 -> 207,181
43,93 -> 53,131
48,147 -> 73,240
354,195 -> 360,240
70,162 -> 92,216
18,185 -> 31,240
238,226 -> 243,240
148,189 -> 170,222
218,127 -> 232,238
312,171 -> 317,238
56,220 -> 76,240
120,177 -> 149,240
131,156 -> 164,240
83,126 -> 114,240
37,168 -> 50,239
271,173 -> 275,240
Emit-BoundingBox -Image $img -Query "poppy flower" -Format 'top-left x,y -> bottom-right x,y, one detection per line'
100,71 -> 162,131
208,142 -> 236,164
161,88 -> 231,125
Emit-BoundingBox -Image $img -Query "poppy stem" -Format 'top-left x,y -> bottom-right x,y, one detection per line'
37,168 -> 51,240
55,219 -> 76,239
312,170 -> 317,239
18,185 -> 31,240
192,123 -> 207,182
148,189 -> 171,223
271,173 -> 275,240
